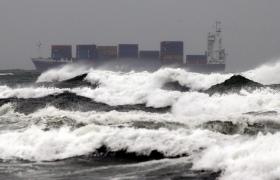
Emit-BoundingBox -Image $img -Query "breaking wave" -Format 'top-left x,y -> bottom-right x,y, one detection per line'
192,132 -> 280,180
0,85 -> 65,99
37,64 -> 91,82
37,60 -> 280,88
243,61 -> 280,85
0,104 -> 208,161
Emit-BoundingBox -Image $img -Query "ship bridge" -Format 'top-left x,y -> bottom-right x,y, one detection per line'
207,21 -> 226,64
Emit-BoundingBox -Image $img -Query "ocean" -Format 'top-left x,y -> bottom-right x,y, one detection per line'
0,63 -> 280,180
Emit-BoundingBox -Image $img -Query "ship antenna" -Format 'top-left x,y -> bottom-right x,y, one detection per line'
216,21 -> 221,33
217,21 -> 222,52
36,41 -> 42,58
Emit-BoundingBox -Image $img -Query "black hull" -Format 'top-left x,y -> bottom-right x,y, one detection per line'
31,59 -> 71,72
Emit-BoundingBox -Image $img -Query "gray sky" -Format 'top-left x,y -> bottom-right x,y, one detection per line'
0,0 -> 280,72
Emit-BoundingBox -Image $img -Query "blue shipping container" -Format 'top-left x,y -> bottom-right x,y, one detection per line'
76,44 -> 97,60
160,41 -> 184,55
118,44 -> 139,58
51,45 -> 72,60
139,50 -> 160,59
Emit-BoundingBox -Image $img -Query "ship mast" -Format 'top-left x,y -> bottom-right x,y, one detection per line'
36,41 -> 42,58
207,21 -> 226,64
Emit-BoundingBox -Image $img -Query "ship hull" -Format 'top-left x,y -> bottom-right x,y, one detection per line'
184,64 -> 225,73
31,58 -> 71,72
31,58 -> 225,73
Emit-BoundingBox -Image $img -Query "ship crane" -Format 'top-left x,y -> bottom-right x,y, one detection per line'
207,21 -> 226,64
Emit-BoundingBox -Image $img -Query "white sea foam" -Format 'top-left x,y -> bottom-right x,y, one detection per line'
192,132 -> 280,180
36,64 -> 91,82
0,85 -> 65,99
172,88 -> 280,120
0,124 -> 219,161
243,60 -> 280,85
84,67 -> 232,91
30,106 -> 175,126
38,66 -> 232,89
69,68 -> 231,106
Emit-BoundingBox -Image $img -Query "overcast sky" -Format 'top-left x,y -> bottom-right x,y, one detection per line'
0,0 -> 280,72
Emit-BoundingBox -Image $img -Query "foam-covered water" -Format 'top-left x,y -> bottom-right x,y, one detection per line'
1,62 -> 280,179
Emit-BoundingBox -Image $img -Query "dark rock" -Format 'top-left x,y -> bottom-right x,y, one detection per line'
56,73 -> 98,88
83,146 -> 188,162
205,75 -> 263,95
162,81 -> 190,92
36,73 -> 99,89
63,73 -> 88,83
92,146 -> 166,162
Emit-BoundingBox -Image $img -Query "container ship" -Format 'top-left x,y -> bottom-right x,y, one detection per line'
31,22 -> 226,73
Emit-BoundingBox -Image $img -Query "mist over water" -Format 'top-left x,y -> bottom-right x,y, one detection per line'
1,61 -> 280,179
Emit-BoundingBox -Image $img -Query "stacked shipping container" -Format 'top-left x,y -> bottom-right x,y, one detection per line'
139,50 -> 160,59
160,41 -> 184,65
51,45 -> 72,60
97,46 -> 118,60
118,44 -> 139,58
50,42 -> 210,68
76,44 -> 97,60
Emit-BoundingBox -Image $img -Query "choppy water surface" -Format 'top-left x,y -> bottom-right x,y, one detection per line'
1,62 -> 280,180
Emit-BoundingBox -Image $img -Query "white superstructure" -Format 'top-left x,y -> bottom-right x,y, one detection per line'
207,21 -> 226,64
